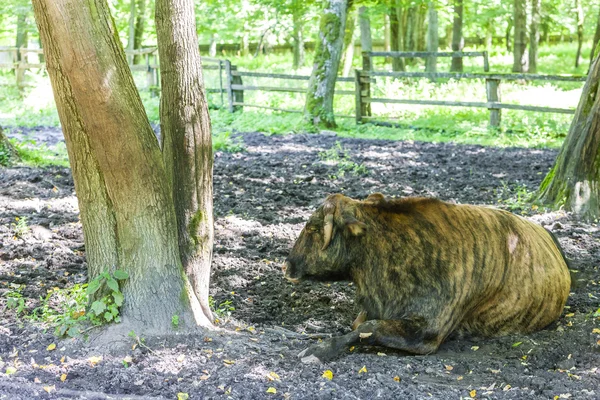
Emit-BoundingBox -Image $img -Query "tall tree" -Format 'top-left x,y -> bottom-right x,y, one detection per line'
529,0 -> 540,73
126,0 -> 136,64
425,1 -> 438,73
156,0 -> 214,323
341,6 -> 357,77
591,6 -> 600,66
133,0 -> 147,64
358,5 -> 372,117
292,8 -> 305,68
450,0 -> 463,72
536,54 -> 600,220
574,0 -> 584,68
390,4 -> 404,71
305,0 -> 348,128
512,0 -> 527,72
31,0 -> 213,338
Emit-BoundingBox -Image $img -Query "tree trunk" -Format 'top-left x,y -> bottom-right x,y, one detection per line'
209,34 -> 217,57
425,1 -> 438,73
305,0 -> 348,128
575,0 -> 584,68
241,32 -> 250,56
16,14 -> 29,60
537,55 -> 600,221
443,24 -> 452,49
32,0 -> 208,336
292,11 -> 304,68
450,0 -> 463,72
0,127 -> 20,166
415,4 -> 427,52
512,0 -> 527,72
133,0 -> 147,64
384,13 -> 390,54
390,5 -> 404,72
340,7 -> 356,77
529,0 -> 540,73
404,5 -> 417,64
484,22 -> 493,49
359,5 -> 372,117
156,0 -> 214,324
590,7 -> 600,66
506,17 -> 513,52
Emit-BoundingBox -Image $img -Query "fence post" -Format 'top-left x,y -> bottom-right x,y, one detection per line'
354,69 -> 363,124
483,51 -> 490,72
486,78 -> 501,127
361,52 -> 371,117
16,47 -> 25,87
224,60 -> 235,112
231,64 -> 243,112
145,51 -> 154,91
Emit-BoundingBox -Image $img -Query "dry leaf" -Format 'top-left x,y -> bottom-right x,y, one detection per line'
223,359 -> 235,365
123,356 -> 132,364
47,344 -> 56,351
592,328 -> 600,334
177,393 -> 189,400
5,366 -> 17,375
444,365 -> 454,371
457,376 -> 464,381
199,374 -> 210,381
377,352 -> 386,356
43,385 -> 55,393
358,366 -> 367,374
359,332 -> 373,339
565,313 -> 574,318
60,373 -> 67,382
471,346 -> 479,351
60,356 -> 65,363
322,370 -> 333,380
490,369 -> 500,374
267,371 -> 281,381
177,355 -> 185,363
266,387 -> 277,394
349,346 -> 355,352
88,356 -> 102,366
503,384 -> 511,391
470,389 -> 477,398
393,376 -> 401,382
34,377 -> 41,384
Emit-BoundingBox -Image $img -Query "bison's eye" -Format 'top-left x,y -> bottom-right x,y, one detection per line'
307,226 -> 319,233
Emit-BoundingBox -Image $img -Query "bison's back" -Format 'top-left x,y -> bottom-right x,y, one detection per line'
435,203 -> 571,336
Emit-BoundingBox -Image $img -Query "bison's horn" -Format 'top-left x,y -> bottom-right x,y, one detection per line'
322,203 -> 335,251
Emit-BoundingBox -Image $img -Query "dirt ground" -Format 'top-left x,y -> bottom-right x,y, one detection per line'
1,128 -> 599,400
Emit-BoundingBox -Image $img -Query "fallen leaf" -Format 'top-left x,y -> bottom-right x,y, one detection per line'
199,374 -> 210,381
393,376 -> 401,382
322,370 -> 333,380
444,365 -> 454,371
267,371 -> 280,381
377,352 -> 386,356
5,367 -> 17,375
359,332 -> 373,339
457,376 -> 463,381
47,344 -> 56,351
177,393 -> 189,400
123,356 -> 132,364
88,356 -> 102,366
358,366 -> 367,374
43,385 -> 55,393
60,373 -> 67,382
503,384 -> 511,391
349,346 -> 355,352
490,369 -> 500,374
512,342 -> 522,347
565,313 -> 574,318
592,328 -> 600,334
177,355 -> 185,363
60,356 -> 65,363
266,387 -> 277,394
223,359 -> 235,365
471,346 -> 479,351
470,389 -> 477,398
34,377 -> 41,384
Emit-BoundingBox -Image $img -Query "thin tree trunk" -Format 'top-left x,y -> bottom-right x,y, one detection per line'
529,0 -> 540,73
209,34 -> 217,57
292,11 -> 304,68
404,5 -> 417,64
416,4 -> 427,52
133,0 -> 147,64
444,24 -> 452,49
590,7 -> 600,65
512,0 -> 527,72
384,13 -> 390,55
359,6 -> 372,116
506,17 -> 513,52
241,32 -> 250,56
16,14 -> 28,60
450,0 -> 463,72
485,22 -> 493,49
537,55 -> 600,221
390,6 -> 404,71
32,0 -> 205,335
127,0 -> 136,64
575,0 -> 584,68
305,0 -> 348,128
341,8 -> 356,77
156,0 -> 214,325
425,2 -> 438,73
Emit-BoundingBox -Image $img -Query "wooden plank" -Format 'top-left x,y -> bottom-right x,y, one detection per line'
232,71 -> 311,80
124,47 -> 157,55
224,60 -> 235,112
363,70 -> 587,82
232,103 -> 303,113
231,84 -> 306,93
364,51 -> 486,58
486,79 -> 501,127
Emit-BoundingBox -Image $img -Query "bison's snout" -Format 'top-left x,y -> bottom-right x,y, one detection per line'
282,260 -> 301,283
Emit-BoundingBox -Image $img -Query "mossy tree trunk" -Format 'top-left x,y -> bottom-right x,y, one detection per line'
528,0 -> 540,73
156,0 -> 214,326
305,0 -> 348,128
512,0 -> 527,72
32,0 -> 209,335
450,0 -> 463,72
536,54 -> 600,221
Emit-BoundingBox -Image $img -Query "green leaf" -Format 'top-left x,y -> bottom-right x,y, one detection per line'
512,341 -> 523,347
112,292 -> 124,307
58,324 -> 68,336
101,272 -> 110,280
106,278 -> 119,293
67,326 -> 80,337
104,312 -> 113,321
113,270 -> 129,280
90,300 -> 106,316
87,279 -> 101,295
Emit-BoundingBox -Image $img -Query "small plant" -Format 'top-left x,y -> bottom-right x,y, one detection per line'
213,131 -> 245,153
31,284 -> 88,337
11,216 -> 29,237
319,141 -> 368,179
171,314 -> 180,328
86,269 -> 129,326
496,182 -> 535,212
208,296 -> 236,319
4,285 -> 26,317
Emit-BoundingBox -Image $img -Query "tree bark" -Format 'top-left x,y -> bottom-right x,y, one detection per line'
0,127 -> 20,166
404,5 -> 417,64
156,0 -> 214,325
536,55 -> 600,221
450,0 -> 463,72
292,11 -> 304,68
305,0 -> 348,128
416,3 -> 427,52
390,5 -> 404,72
529,0 -> 540,73
591,6 -> 600,66
133,0 -> 147,64
340,7 -> 356,77
512,0 -> 527,72
32,0 -> 207,335
425,1 -> 438,73
575,0 -> 584,68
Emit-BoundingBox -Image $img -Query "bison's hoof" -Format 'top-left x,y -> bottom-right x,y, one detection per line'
297,342 -> 337,363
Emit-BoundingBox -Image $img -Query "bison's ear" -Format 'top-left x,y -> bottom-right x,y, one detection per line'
365,193 -> 385,205
345,217 -> 366,236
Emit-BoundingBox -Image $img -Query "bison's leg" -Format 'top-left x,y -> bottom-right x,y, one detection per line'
351,311 -> 367,330
298,318 -> 441,363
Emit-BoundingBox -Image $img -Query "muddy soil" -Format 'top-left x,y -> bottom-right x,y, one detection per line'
1,129 -> 599,400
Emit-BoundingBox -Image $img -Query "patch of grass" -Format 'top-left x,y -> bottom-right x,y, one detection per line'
319,141 -> 368,179
213,131 -> 245,153
10,139 -> 70,167
10,216 -> 29,238
494,182 -> 537,213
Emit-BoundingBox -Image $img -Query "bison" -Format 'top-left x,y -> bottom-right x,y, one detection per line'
283,193 -> 571,363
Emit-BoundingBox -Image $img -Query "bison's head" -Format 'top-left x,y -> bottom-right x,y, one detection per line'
283,194 -> 367,283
